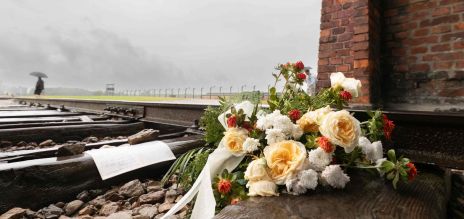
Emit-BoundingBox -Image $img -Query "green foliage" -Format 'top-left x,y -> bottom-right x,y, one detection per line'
161,147 -> 212,188
378,149 -> 412,189
213,169 -> 248,211
200,106 -> 225,147
229,91 -> 262,105
363,110 -> 384,142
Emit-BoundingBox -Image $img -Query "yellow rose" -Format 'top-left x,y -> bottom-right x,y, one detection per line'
319,110 -> 361,153
296,106 -> 332,133
263,140 -> 307,184
223,128 -> 248,156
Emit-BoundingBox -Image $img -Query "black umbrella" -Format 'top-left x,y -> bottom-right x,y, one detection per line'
30,72 -> 48,78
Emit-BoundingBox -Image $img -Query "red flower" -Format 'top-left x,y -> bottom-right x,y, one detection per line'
230,198 -> 240,205
317,136 -> 334,153
242,121 -> 253,132
339,91 -> 352,101
296,73 -> 307,80
406,162 -> 417,181
288,109 -> 302,122
382,115 -> 395,140
227,115 -> 237,128
217,179 -> 232,194
295,61 -> 305,70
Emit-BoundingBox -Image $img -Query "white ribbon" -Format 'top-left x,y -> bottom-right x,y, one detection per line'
162,101 -> 255,219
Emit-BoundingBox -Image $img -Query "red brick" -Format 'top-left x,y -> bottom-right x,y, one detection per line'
454,41 -> 464,49
354,25 -> 369,34
343,56 -> 354,64
453,3 -> 464,13
431,25 -> 452,34
420,15 -> 460,27
394,64 -> 409,73
440,0 -> 462,6
410,63 -> 430,73
410,36 -> 439,46
432,7 -> 450,17
320,29 -> 331,37
423,52 -> 464,61
352,42 -> 369,51
338,33 -> 353,42
395,31 -> 408,39
455,23 -> 464,31
441,32 -> 464,41
332,27 -> 346,35
414,28 -> 429,37
392,48 -> 407,56
434,61 -> 454,69
318,65 -> 336,73
332,43 -> 344,49
336,49 -> 350,56
411,47 -> 428,54
336,65 -> 350,72
318,58 -> 329,65
353,59 -> 369,68
354,50 -> 369,59
431,44 -> 451,52
352,33 -> 368,42
329,57 -> 343,65
457,60 -> 464,68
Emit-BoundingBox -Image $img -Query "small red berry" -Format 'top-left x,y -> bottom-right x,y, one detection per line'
339,90 -> 352,101
406,162 -> 417,181
288,109 -> 302,122
295,61 -> 305,70
297,73 -> 307,80
317,136 -> 334,153
227,115 -> 237,128
217,179 -> 232,194
382,115 -> 395,140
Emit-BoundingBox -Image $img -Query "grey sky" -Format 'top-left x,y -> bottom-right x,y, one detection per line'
0,0 -> 321,91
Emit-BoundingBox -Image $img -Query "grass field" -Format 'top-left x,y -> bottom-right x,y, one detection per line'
29,95 -> 184,102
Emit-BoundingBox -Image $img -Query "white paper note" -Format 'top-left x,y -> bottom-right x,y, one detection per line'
85,141 -> 175,180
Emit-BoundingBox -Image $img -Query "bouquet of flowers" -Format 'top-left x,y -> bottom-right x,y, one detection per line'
162,61 -> 417,218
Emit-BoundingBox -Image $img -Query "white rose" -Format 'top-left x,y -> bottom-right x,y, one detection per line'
245,158 -> 269,181
245,158 -> 278,196
329,72 -> 362,98
243,137 -> 260,153
319,110 -> 361,153
358,137 -> 383,163
247,180 -> 278,196
297,106 -> 332,133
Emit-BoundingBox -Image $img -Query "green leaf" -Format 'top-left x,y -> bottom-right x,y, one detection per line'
392,172 -> 399,189
387,149 -> 397,163
381,160 -> 395,172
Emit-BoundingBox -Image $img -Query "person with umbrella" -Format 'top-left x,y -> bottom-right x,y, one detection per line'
30,72 -> 47,96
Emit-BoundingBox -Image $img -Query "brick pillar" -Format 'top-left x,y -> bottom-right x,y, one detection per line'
317,0 -> 382,106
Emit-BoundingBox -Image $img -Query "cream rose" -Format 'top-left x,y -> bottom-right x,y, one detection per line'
329,72 -> 362,97
223,128 -> 248,156
263,140 -> 307,184
319,110 -> 361,153
245,158 -> 278,196
247,180 -> 278,196
296,106 -> 332,133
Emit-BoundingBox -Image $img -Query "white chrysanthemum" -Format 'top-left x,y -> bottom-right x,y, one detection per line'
358,137 -> 383,163
298,169 -> 318,190
256,115 -> 271,130
265,128 -> 286,145
285,178 -> 307,195
243,137 -> 260,153
321,165 -> 350,189
273,115 -> 294,136
307,147 -> 332,170
291,124 -> 304,140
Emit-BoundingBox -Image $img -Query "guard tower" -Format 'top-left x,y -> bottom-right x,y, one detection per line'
105,84 -> 115,96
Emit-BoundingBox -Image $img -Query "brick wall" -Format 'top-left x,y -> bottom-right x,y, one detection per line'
317,0 -> 464,109
383,0 -> 464,106
318,0 -> 381,106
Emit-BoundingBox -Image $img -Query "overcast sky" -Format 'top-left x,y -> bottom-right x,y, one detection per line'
0,0 -> 321,91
